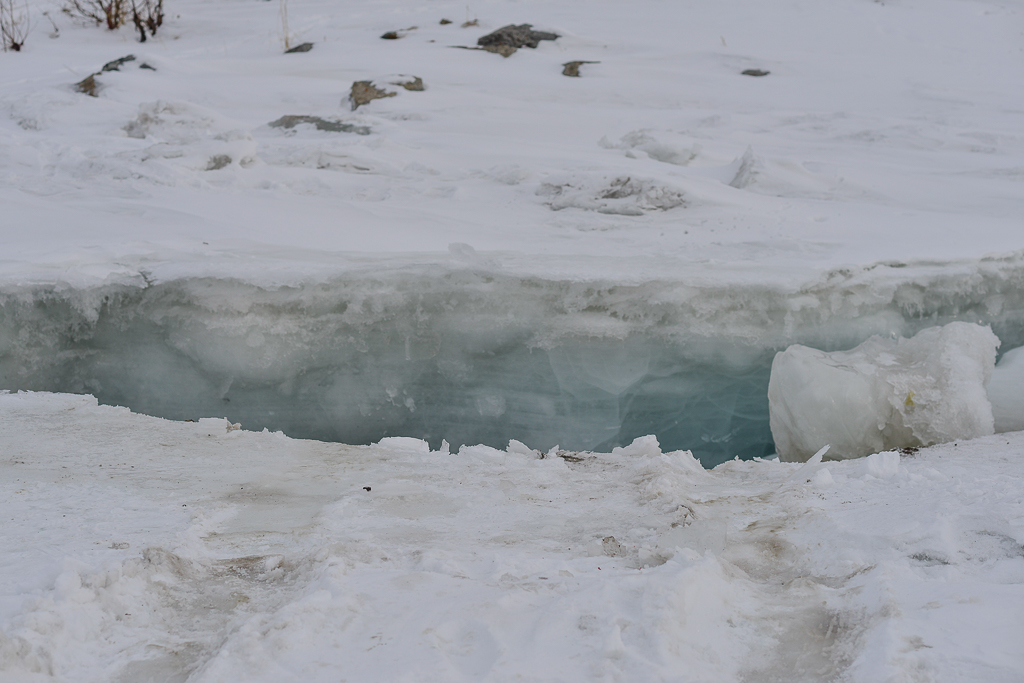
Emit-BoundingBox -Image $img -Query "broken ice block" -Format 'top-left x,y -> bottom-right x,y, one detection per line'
768,322 -> 999,462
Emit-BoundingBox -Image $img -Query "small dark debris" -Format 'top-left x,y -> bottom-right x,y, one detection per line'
562,60 -> 598,77
440,18 -> 452,25
910,552 -> 950,566
741,69 -> 770,77
461,19 -> 479,28
349,80 -> 396,109
476,23 -> 558,57
285,42 -> 314,53
75,74 -> 99,97
381,26 -> 417,40
139,62 -> 157,70
206,154 -> 232,171
102,55 -> 136,72
363,486 -> 372,491
898,446 -> 919,456
269,115 -> 371,135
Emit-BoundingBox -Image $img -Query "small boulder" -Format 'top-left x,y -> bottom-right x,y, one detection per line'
476,23 -> 558,56
102,55 -> 136,72
75,74 -> 99,97
562,60 -> 598,77
285,42 -> 314,53
350,81 -> 396,109
348,76 -> 424,109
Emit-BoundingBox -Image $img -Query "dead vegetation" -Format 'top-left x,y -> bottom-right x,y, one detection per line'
1,0 -> 28,52
62,0 -> 163,40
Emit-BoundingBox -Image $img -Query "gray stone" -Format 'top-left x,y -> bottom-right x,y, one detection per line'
269,115 -> 371,135
562,61 -> 598,77
476,24 -> 558,56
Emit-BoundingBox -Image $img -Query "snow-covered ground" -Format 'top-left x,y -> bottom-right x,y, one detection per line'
1,391 -> 1023,682
2,0 -> 1024,678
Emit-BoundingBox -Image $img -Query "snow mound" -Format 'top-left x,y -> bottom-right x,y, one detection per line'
768,322 -> 999,462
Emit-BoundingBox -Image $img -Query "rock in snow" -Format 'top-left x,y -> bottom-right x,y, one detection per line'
768,322 -> 1000,462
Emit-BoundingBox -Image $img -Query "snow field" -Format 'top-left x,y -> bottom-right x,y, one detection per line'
1,391 -> 1022,681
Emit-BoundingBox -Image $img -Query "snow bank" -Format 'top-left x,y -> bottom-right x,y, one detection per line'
768,322 -> 999,462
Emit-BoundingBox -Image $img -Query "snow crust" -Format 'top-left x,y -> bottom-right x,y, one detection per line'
768,322 -> 1001,462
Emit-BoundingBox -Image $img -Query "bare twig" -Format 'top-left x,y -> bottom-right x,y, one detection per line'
63,0 -> 128,30
1,0 -> 29,51
130,0 -> 162,41
279,0 -> 289,50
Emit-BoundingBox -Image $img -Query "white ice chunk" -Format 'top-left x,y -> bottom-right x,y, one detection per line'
988,345 -> 1024,433
768,322 -> 999,462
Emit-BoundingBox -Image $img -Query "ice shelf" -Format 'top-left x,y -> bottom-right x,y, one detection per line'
2,259 -> 1023,467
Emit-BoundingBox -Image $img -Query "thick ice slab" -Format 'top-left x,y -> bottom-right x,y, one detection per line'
768,322 -> 1000,462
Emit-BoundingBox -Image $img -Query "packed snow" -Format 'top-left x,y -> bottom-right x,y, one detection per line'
1,391 -> 1023,682
1,0 -> 1023,678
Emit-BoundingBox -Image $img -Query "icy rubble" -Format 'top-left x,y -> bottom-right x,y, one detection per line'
768,322 -> 1000,462
1,259 -> 1023,467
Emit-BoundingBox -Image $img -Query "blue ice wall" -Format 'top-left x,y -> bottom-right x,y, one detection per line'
2,258 -> 1023,467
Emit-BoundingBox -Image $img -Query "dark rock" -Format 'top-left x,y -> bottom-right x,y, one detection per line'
285,42 -> 314,53
139,62 -> 157,70
102,55 -> 136,72
562,60 -> 598,77
476,24 -> 558,56
269,115 -> 371,135
349,81 -> 397,110
440,18 -> 452,25
381,31 -> 400,40
741,69 -> 770,77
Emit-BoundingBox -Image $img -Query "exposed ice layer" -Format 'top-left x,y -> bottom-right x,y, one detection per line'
769,322 -> 1000,463
989,346 -> 1024,433
1,259 -> 1023,467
